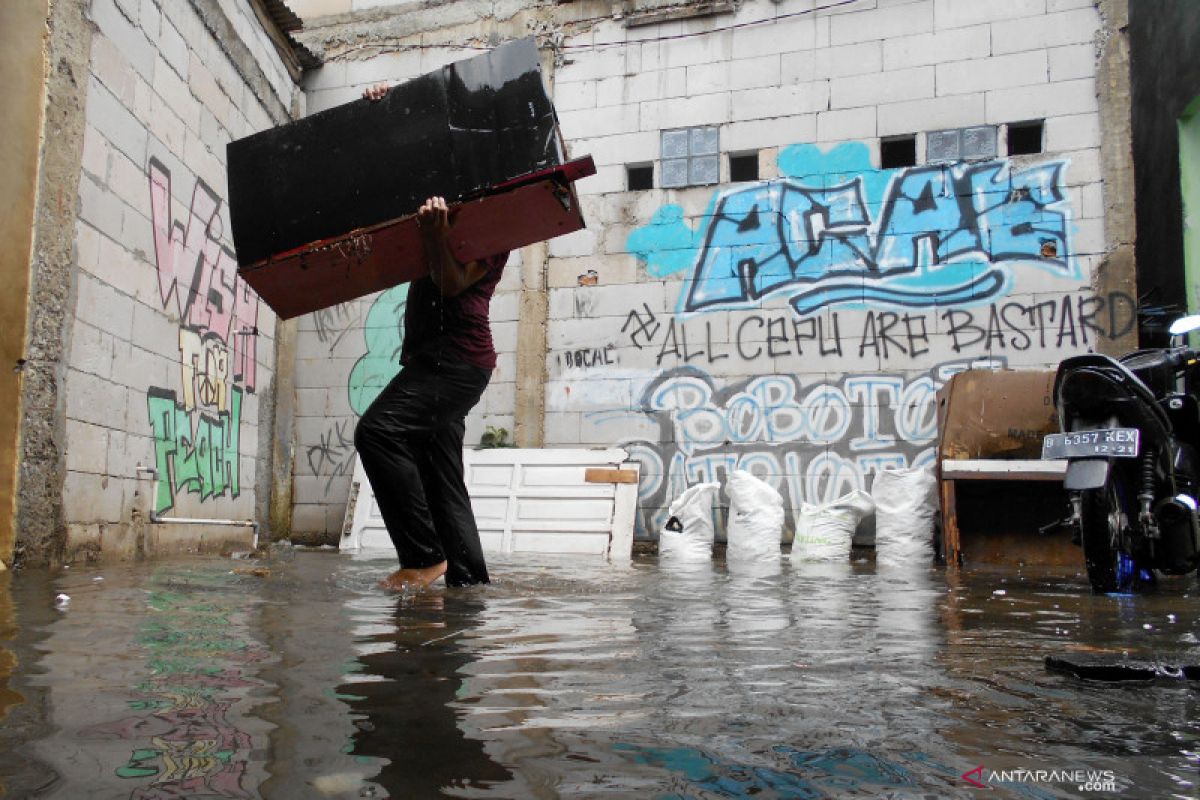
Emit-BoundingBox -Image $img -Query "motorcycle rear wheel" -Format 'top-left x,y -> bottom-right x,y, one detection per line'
1079,477 -> 1136,594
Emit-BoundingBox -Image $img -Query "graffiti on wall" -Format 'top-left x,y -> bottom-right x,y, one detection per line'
602,141 -> 1100,535
594,359 -> 993,534
621,291 -> 1136,367
299,284 -> 407,499
146,159 -> 259,513
628,142 -> 1076,316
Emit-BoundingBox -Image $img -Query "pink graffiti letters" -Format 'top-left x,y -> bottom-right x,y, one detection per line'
147,157 -> 259,512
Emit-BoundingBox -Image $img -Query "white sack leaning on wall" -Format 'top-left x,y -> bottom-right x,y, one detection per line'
725,470 -> 785,564
659,482 -> 721,563
871,466 -> 939,566
792,490 -> 875,564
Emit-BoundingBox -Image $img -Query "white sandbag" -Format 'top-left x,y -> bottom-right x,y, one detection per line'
871,466 -> 938,566
724,470 -> 784,563
659,482 -> 721,562
792,489 -> 875,563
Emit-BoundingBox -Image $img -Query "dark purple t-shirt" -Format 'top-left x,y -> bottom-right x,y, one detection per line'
400,252 -> 509,370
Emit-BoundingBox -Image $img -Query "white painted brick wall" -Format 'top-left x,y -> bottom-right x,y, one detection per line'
990,7 -> 1100,55
882,25 -> 990,70
831,66 -> 934,109
936,51 -> 1049,96
933,0 -> 1046,30
878,92 -> 986,136
724,115 -> 817,152
831,0 -> 933,44
731,17 -> 816,59
596,69 -> 687,107
643,92 -> 732,129
1047,43 -> 1096,82
1044,113 -> 1101,152
731,83 -> 828,122
985,78 -> 1097,124
816,107 -> 877,144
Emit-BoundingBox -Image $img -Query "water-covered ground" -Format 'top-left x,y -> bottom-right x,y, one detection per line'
0,550 -> 1196,799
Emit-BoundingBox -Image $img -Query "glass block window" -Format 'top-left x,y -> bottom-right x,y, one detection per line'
661,126 -> 720,188
927,125 -> 998,163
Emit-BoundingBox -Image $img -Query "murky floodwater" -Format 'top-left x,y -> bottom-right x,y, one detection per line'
0,550 -> 1196,799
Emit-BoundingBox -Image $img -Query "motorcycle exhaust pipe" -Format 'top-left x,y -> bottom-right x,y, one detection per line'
1154,494 -> 1200,574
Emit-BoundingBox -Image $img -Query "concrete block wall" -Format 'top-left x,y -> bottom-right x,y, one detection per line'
547,0 -> 1113,539
60,0 -> 301,559
287,0 -> 1126,542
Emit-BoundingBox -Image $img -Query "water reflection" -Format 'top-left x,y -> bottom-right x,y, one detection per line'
337,591 -> 512,796
0,572 -> 23,723
0,552 -> 1195,798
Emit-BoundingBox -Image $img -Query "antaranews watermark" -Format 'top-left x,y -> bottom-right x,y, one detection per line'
962,765 -> 1120,792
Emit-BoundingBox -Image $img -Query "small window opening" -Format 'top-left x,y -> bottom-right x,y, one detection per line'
1007,120 -> 1044,155
881,135 -> 917,169
627,164 -> 653,191
729,152 -> 759,183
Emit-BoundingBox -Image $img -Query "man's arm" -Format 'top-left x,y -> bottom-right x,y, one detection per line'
417,196 -> 489,297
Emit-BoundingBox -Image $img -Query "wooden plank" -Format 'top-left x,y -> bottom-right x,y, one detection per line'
941,459 -> 1067,481
940,479 -> 961,567
584,468 -> 639,484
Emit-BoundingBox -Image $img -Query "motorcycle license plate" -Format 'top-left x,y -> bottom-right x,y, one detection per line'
1042,428 -> 1140,459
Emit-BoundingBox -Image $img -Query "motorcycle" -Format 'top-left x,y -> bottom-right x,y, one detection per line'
1043,314 -> 1200,593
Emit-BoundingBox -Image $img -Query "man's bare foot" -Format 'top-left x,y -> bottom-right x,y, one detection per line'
379,560 -> 447,593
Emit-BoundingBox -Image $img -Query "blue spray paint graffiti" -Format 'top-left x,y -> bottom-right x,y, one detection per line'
627,143 -> 1075,316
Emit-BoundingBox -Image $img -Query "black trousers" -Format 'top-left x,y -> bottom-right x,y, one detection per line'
353,355 -> 492,586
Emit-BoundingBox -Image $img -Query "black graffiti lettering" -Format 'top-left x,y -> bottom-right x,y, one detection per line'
737,316 -> 765,360
564,346 -> 617,368
705,320 -> 729,363
859,311 -> 912,359
986,305 -> 1006,350
622,291 -> 1136,367
656,318 -> 681,365
901,313 -> 929,358
1000,302 -> 1033,351
877,312 -> 909,358
1056,295 -> 1078,348
823,313 -> 844,356
793,315 -> 844,358
622,303 -> 661,349
859,313 -> 879,358
941,309 -> 986,353
682,322 -> 705,363
305,420 -> 356,494
1077,294 -> 1105,345
767,317 -> 790,358
1030,300 -> 1057,348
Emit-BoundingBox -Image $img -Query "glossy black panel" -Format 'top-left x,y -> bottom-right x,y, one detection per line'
227,37 -> 561,267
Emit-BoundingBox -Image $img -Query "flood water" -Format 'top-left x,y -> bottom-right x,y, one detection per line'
0,550 -> 1196,799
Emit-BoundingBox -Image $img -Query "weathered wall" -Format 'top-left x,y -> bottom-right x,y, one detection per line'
291,0 -> 1129,542
1129,0 -> 1200,329
0,1 -> 50,566
18,0 -> 304,563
